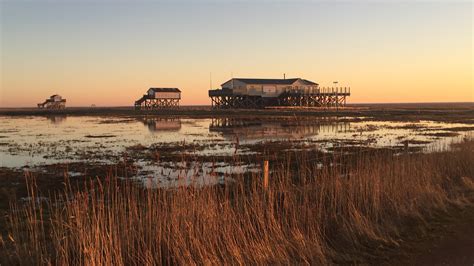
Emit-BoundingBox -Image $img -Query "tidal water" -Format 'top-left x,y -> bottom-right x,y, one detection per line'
0,115 -> 471,187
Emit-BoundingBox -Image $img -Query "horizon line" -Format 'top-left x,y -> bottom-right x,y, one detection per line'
1,101 -> 474,109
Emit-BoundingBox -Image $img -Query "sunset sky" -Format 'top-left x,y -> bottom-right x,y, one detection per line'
1,1 -> 472,107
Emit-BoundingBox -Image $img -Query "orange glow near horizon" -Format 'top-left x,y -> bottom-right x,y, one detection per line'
2,62 -> 472,107
1,2 -> 472,107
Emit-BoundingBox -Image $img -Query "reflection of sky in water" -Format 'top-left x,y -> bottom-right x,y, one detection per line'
132,161 -> 260,188
0,116 -> 472,169
0,116 -> 222,167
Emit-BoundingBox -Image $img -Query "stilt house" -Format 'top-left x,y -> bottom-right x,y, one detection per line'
135,88 -> 181,110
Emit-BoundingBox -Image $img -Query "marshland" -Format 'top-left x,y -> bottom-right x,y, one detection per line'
2,0 -> 473,263
0,104 -> 473,264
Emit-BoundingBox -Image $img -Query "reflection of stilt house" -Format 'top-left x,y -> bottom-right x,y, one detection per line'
140,118 -> 182,132
135,88 -> 181,110
210,117 -> 350,142
209,78 -> 350,109
47,115 -> 67,124
37,95 -> 66,109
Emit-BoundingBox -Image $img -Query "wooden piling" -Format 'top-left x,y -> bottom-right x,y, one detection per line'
263,160 -> 269,189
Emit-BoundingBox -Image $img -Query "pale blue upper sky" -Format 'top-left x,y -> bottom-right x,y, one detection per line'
1,0 -> 472,106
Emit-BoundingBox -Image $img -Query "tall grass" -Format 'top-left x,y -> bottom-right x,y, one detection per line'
3,139 -> 474,265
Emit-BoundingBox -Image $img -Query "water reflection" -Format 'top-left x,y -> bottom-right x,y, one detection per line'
135,161 -> 260,188
46,115 -> 67,124
0,115 -> 472,170
140,118 -> 182,133
210,117 -> 350,142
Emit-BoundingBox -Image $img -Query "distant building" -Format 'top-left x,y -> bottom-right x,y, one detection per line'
209,77 -> 350,109
135,88 -> 181,110
37,95 -> 66,109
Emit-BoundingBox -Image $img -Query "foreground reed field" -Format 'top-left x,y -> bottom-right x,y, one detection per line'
2,139 -> 474,265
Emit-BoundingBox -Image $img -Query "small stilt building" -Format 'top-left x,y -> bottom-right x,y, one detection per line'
37,95 -> 66,109
209,78 -> 350,109
135,88 -> 181,110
